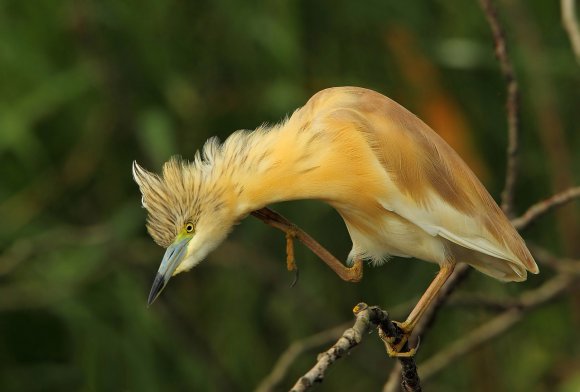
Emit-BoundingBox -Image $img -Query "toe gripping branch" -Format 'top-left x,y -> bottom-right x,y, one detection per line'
352,303 -> 422,392
379,321 -> 419,358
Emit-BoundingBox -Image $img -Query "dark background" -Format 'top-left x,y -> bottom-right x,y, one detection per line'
1,0 -> 579,391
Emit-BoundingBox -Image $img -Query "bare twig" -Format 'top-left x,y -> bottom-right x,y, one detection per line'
288,304 -> 383,392
384,363 -> 403,392
478,0 -> 520,217
289,303 -> 421,392
512,186 -> 580,230
256,299 -> 416,392
420,308 -> 520,382
562,0 -> 580,64
418,273 -> 575,381
254,323 -> 348,392
447,293 -> 522,312
530,245 -> 580,275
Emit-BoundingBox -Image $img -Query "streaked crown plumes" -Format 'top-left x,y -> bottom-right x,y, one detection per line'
132,158 -> 200,247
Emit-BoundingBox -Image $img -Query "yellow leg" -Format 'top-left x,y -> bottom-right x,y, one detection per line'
285,230 -> 300,287
285,230 -> 298,272
334,257 -> 363,282
383,263 -> 455,357
284,228 -> 363,283
402,263 -> 455,332
252,208 -> 364,283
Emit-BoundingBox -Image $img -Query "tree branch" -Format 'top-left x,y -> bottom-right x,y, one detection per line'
382,264 -> 471,391
418,273 -> 575,382
512,186 -> 580,230
530,245 -> 580,275
288,304 -> 376,392
254,323 -> 348,392
478,0 -> 521,217
562,0 -> 580,64
255,299 -> 416,392
289,303 -> 421,392
446,293 -> 522,312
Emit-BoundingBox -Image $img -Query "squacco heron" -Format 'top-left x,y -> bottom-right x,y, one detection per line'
133,87 -> 538,354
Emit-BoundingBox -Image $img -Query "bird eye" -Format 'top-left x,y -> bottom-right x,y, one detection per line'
185,223 -> 194,233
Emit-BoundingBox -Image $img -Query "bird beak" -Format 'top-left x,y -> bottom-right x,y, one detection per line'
148,236 -> 191,306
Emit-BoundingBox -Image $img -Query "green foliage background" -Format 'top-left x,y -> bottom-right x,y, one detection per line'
0,0 -> 579,391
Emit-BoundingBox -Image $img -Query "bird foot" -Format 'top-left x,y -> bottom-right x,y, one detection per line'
285,229 -> 299,287
386,344 -> 417,358
379,321 -> 419,358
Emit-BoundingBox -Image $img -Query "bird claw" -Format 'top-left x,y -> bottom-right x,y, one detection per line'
386,345 -> 416,358
379,321 -> 419,358
385,338 -> 419,358
290,267 -> 299,288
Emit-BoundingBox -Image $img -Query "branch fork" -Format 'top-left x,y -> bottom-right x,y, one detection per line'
288,303 -> 421,392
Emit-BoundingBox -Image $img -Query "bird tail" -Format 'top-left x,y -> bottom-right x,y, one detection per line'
466,252 -> 530,282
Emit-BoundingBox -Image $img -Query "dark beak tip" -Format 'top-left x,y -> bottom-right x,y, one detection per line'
147,273 -> 166,306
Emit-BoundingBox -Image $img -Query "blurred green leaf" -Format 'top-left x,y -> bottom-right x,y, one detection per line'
137,108 -> 177,166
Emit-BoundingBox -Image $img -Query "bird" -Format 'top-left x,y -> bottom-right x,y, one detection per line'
133,86 -> 538,355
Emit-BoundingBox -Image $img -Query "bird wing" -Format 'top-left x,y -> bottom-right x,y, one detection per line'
340,87 -> 538,278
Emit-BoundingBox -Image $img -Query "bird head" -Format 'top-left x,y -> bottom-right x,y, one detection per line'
132,158 -> 236,305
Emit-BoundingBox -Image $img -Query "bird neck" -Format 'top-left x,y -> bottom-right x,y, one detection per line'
203,106 -> 387,218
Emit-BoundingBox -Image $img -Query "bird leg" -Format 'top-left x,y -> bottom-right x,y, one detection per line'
251,208 -> 364,283
285,229 -> 300,287
285,230 -> 297,273
382,263 -> 455,357
339,258 -> 364,282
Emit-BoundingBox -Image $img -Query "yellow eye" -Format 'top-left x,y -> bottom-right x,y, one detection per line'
185,223 -> 194,233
